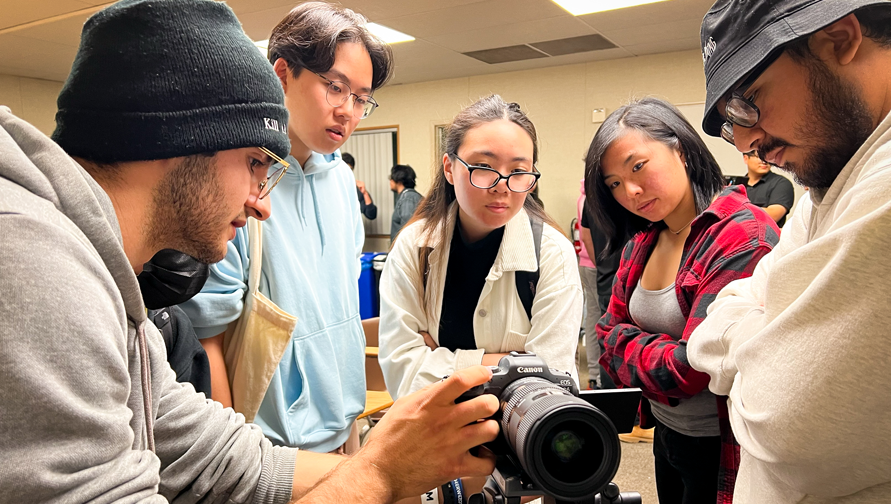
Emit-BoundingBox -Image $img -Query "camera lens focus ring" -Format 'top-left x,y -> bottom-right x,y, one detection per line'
499,379 -> 621,501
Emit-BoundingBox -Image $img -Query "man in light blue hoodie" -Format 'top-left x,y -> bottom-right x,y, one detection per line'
182,1 -> 392,452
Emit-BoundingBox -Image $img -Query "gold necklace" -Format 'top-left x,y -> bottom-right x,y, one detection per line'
668,216 -> 696,235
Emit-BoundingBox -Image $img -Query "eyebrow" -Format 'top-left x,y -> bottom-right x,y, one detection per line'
466,150 -> 531,163
326,68 -> 372,94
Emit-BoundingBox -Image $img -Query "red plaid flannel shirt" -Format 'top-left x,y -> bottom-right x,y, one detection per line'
597,186 -> 780,503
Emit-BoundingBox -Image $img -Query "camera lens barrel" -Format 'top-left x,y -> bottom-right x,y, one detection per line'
500,378 -> 621,501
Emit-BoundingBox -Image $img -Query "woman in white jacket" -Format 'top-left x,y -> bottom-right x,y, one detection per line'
379,95 -> 583,400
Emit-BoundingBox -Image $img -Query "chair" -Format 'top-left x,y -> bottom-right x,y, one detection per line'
359,317 -> 392,421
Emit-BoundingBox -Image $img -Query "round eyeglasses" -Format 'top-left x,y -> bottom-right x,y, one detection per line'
720,94 -> 759,145
257,147 -> 289,199
311,71 -> 379,119
719,49 -> 784,145
452,155 -> 540,193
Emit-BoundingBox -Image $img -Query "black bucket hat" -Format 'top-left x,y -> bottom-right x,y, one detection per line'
700,0 -> 889,137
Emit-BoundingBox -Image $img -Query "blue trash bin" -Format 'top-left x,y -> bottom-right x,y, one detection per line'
358,252 -> 377,320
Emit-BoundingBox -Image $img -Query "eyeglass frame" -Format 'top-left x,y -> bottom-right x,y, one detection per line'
719,49 -> 784,145
451,155 -> 541,193
310,70 -> 379,119
257,147 -> 290,199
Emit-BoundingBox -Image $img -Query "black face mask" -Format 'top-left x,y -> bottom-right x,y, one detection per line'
138,249 -> 210,309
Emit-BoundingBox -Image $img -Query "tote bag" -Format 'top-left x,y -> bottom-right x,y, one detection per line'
223,217 -> 297,422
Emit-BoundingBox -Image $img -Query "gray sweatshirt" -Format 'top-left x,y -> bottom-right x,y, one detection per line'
0,107 -> 296,503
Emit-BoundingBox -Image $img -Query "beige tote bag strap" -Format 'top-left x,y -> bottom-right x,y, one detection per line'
246,217 -> 263,294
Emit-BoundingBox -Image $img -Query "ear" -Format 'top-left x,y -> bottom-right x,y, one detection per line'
810,13 -> 863,66
273,58 -> 291,90
443,153 -> 455,185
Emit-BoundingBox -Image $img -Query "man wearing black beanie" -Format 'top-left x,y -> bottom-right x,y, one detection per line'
0,0 -> 499,502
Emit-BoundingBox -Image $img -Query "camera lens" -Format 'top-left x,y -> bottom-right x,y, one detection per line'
500,378 -> 620,501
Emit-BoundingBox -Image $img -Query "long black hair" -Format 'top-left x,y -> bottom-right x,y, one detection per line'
584,97 -> 725,256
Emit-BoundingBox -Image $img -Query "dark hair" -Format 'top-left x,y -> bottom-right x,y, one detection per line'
342,152 -> 355,168
408,95 -> 561,315
267,2 -> 394,90
390,164 -> 417,188
584,97 -> 725,256
786,4 -> 891,62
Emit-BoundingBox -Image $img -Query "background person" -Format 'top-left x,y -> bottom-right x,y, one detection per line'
740,150 -> 794,227
586,97 -> 779,504
181,1 -> 390,453
0,0 -> 500,501
688,1 -> 891,502
343,152 -> 378,220
389,163 -> 423,242
379,95 -> 581,401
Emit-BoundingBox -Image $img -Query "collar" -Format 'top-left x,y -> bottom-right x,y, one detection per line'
415,203 -> 539,273
746,170 -> 775,187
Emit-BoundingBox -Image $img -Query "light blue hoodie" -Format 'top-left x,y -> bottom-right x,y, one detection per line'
181,151 -> 366,452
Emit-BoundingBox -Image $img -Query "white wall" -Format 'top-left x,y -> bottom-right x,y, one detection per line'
3,48 -> 802,236
0,74 -> 63,136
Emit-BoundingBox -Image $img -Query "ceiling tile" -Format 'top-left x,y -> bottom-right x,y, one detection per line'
530,34 -> 616,56
337,0 -> 489,21
0,34 -> 76,69
464,45 -> 549,64
622,37 -> 702,56
424,15 -> 595,53
599,17 -> 702,46
577,0 -> 712,32
10,13 -> 90,46
0,0 -> 94,31
382,0 -> 570,39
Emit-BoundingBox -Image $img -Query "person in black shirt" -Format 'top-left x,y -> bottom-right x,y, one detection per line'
343,152 -> 377,220
742,150 -> 795,227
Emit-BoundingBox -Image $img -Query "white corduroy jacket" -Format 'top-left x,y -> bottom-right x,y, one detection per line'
379,206 -> 583,399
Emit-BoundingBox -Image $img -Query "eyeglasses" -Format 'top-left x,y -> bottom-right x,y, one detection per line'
719,50 -> 783,145
452,155 -> 540,193
311,71 -> 379,119
257,147 -> 289,199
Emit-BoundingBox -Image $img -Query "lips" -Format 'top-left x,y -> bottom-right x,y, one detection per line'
763,146 -> 786,167
637,200 -> 656,213
326,127 -> 345,140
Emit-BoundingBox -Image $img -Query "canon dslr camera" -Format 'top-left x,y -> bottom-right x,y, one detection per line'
458,352 -> 640,503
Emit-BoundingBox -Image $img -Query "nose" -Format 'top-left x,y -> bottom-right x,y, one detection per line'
489,174 -> 510,193
732,123 -> 764,154
245,192 -> 272,221
333,95 -> 354,119
624,180 -> 643,200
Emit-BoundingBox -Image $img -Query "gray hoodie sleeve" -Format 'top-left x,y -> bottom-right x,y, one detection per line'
0,207 -> 295,503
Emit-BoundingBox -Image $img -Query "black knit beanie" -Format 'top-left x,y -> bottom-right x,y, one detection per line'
52,0 -> 290,162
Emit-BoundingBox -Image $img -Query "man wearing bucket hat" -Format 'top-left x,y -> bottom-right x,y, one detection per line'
688,0 -> 891,502
0,0 -> 498,502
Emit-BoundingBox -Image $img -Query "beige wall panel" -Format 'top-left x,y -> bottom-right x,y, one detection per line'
0,74 -> 24,116
364,49 -> 710,234
0,74 -> 64,136
20,78 -> 63,136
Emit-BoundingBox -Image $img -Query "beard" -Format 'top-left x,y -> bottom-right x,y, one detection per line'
147,154 -> 235,264
757,56 -> 874,190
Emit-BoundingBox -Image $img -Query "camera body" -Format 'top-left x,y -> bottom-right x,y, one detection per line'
458,351 -> 578,406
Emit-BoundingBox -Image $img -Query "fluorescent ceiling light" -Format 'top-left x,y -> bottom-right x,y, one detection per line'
254,39 -> 269,53
366,22 -> 415,44
552,0 -> 671,16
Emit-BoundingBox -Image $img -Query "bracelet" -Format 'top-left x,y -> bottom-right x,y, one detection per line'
421,479 -> 464,504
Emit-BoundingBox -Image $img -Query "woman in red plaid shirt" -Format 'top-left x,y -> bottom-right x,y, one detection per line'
584,97 -> 780,504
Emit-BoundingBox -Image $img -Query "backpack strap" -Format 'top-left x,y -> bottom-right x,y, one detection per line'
515,216 -> 543,322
